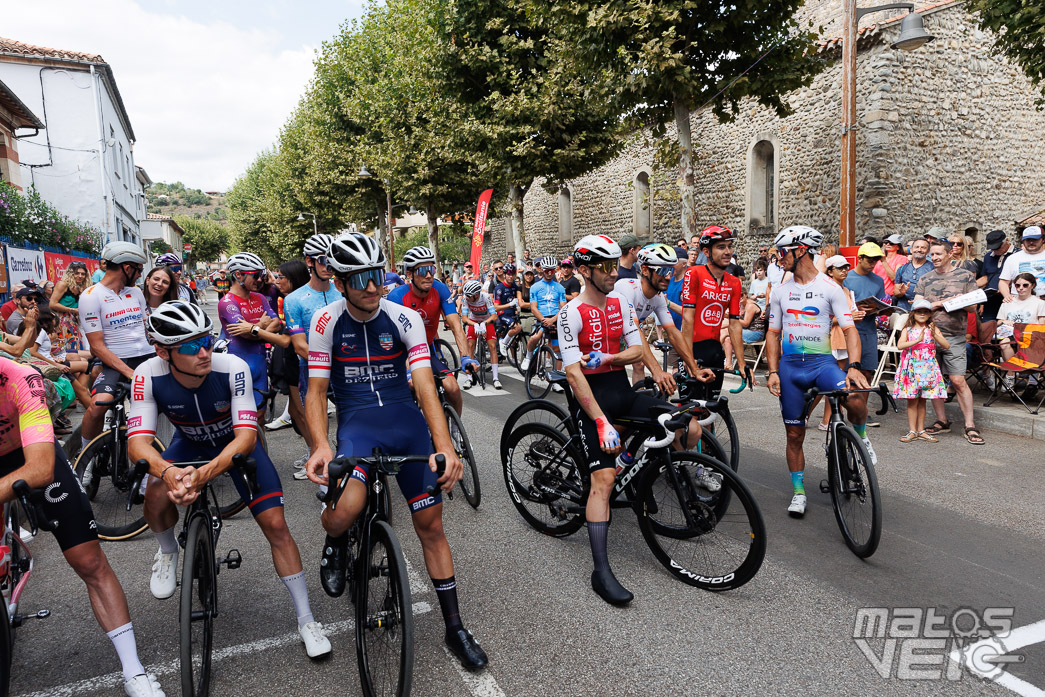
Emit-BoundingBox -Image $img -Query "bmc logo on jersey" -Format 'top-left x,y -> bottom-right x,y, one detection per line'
181,418 -> 234,438
379,332 -> 394,350
315,312 -> 332,334
410,494 -> 435,512
233,372 -> 246,396
132,374 -> 146,401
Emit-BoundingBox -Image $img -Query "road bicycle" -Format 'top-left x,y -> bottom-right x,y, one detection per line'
323,450 -> 446,697
432,338 -> 460,374
464,323 -> 493,390
130,454 -> 256,697
802,384 -> 896,558
434,370 -> 480,508
502,372 -> 765,591
524,325 -> 562,399
0,480 -> 54,697
677,368 -> 752,473
495,317 -> 524,370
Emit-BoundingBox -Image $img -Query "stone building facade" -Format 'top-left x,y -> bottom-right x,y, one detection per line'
481,0 -> 1045,270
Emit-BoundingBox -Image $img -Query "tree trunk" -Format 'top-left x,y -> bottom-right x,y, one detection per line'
426,206 -> 441,273
375,201 -> 389,262
675,97 -> 696,240
509,182 -> 529,259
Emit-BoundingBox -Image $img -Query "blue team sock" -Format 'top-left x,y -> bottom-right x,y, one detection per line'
790,471 -> 805,495
853,423 -> 867,438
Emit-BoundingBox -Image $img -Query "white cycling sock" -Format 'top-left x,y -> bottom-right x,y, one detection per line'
276,401 -> 291,422
81,436 -> 89,451
155,526 -> 178,555
492,364 -> 499,380
280,571 -> 314,627
106,622 -> 146,681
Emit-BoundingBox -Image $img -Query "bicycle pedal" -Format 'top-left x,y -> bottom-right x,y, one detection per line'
221,549 -> 242,569
819,479 -> 830,494
12,609 -> 50,627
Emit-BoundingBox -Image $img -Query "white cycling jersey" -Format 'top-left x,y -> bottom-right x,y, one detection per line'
462,292 -> 496,322
768,273 -> 853,357
613,278 -> 672,326
78,283 -> 152,358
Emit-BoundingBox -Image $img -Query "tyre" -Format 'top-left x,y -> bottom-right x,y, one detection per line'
524,346 -> 556,400
213,473 -> 248,519
0,591 -> 10,697
180,514 -> 216,697
504,333 -> 521,371
73,427 -> 163,541
475,340 -> 488,389
444,404 -> 480,508
433,338 -> 460,373
498,400 -> 572,467
709,407 -> 740,472
357,520 -> 413,697
62,425 -> 82,461
502,422 -> 588,536
829,428 -> 882,558
263,391 -> 289,426
636,451 -> 765,591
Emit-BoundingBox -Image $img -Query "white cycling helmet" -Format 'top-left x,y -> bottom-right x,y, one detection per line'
226,252 -> 266,273
463,280 -> 483,297
402,246 -> 436,269
101,241 -> 147,265
327,232 -> 385,274
147,300 -> 213,345
573,234 -> 621,266
637,242 -> 677,267
303,233 -> 334,259
538,256 -> 558,270
773,225 -> 823,250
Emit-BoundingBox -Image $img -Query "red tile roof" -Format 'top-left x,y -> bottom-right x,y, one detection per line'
0,37 -> 105,64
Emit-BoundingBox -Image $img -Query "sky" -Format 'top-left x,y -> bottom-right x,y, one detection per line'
5,0 -> 369,191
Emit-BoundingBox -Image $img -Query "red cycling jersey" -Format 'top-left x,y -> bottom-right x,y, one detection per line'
681,265 -> 742,343
558,292 -> 642,375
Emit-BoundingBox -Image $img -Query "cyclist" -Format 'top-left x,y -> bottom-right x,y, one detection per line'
304,233 -> 488,670
560,235 -> 706,606
614,243 -> 703,391
460,279 -> 503,389
492,262 -> 522,357
0,356 -> 166,696
387,245 -> 477,413
284,233 -> 337,476
217,252 -> 290,418
520,256 -> 567,392
559,257 -> 581,300
765,225 -> 872,518
680,225 -> 752,398
128,301 -> 330,658
154,253 -> 196,305
78,242 -> 153,453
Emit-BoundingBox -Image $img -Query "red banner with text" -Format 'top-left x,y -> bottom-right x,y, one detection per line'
44,252 -> 101,283
469,189 -> 493,272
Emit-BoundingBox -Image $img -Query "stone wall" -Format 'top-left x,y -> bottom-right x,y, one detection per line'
481,1 -> 1045,272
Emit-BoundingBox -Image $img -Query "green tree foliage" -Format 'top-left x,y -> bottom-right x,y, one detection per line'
148,239 -> 172,255
969,0 -> 1045,104
226,150 -> 302,265
0,183 -> 102,254
174,215 -> 228,265
536,0 -> 824,237
148,181 -> 211,209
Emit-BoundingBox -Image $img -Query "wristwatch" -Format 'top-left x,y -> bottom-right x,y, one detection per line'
250,325 -> 260,338
848,361 -> 863,371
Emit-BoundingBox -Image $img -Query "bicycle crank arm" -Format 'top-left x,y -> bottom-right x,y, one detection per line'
12,609 -> 50,626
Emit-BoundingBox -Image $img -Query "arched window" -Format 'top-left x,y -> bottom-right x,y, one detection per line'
633,171 -> 651,237
749,140 -> 776,231
558,188 -> 573,242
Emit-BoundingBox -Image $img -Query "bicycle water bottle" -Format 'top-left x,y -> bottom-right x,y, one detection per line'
615,451 -> 634,476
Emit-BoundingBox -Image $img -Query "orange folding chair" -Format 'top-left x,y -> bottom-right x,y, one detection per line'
983,323 -> 1045,414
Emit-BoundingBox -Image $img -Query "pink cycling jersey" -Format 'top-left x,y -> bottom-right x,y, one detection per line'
0,358 -> 54,457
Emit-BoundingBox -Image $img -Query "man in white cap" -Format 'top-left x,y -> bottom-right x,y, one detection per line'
873,234 -> 908,298
999,225 -> 1045,302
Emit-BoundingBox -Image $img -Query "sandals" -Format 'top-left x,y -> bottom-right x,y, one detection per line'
917,430 -> 938,443
924,420 -> 951,435
964,427 -> 985,445
899,431 -> 918,443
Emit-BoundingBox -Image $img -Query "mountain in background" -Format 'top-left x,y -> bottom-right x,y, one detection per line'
147,181 -> 227,223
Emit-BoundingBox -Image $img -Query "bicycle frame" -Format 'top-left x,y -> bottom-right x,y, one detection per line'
0,502 -> 33,622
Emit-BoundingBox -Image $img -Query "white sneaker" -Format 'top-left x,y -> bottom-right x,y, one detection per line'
493,379 -> 503,390
551,383 -> 564,393
294,448 -> 310,469
299,620 -> 332,658
124,673 -> 165,697
696,466 -> 722,492
327,400 -> 336,415
862,437 -> 878,466
293,468 -> 310,480
520,355 -> 531,373
462,375 -> 473,389
265,414 -> 293,431
150,548 -> 178,600
18,527 -> 34,543
788,494 -> 807,518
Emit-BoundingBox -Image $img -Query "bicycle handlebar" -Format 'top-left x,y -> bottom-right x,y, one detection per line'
802,383 -> 898,420
325,450 -> 446,509
11,480 -> 58,535
129,453 -> 259,511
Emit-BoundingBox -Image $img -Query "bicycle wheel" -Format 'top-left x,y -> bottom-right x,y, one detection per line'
829,427 -> 882,558
0,592 -> 10,697
502,422 -> 588,536
73,427 -> 163,540
708,407 -> 740,472
444,403 -> 480,508
636,451 -> 765,591
499,400 -> 572,466
433,338 -> 460,373
475,340 -> 488,389
180,514 -> 216,697
357,520 -> 413,697
504,333 -> 521,371
525,346 -> 556,400
213,473 -> 248,519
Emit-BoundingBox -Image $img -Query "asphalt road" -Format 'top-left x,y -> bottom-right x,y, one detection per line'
9,312 -> 1044,696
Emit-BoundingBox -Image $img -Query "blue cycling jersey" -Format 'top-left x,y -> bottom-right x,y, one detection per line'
529,279 -> 566,318
284,282 -> 338,339
492,281 -> 519,322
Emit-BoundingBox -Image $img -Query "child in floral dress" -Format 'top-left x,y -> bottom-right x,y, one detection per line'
893,299 -> 950,442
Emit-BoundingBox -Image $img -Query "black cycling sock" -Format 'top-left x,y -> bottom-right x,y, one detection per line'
432,576 -> 463,631
587,521 -> 610,572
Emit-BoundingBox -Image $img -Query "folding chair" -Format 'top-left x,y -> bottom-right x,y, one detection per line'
983,322 -> 1045,414
872,311 -> 907,386
744,340 -> 767,373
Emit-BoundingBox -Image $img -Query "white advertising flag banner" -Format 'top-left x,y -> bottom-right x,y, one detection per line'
5,246 -> 47,286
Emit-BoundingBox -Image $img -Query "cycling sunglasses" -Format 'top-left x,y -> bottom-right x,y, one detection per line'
649,266 -> 673,278
590,259 -> 617,275
175,335 -> 215,355
312,254 -> 330,266
343,267 -> 384,291
413,265 -> 436,277
169,264 -> 183,273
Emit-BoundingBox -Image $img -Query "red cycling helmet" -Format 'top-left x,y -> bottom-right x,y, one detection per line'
698,225 -> 735,249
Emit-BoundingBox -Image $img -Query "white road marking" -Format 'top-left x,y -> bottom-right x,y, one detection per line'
443,647 -> 506,697
17,602 -> 433,697
948,618 -> 1045,697
405,555 -> 430,596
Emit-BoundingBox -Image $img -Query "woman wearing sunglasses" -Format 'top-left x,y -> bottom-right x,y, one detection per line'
997,273 -> 1045,365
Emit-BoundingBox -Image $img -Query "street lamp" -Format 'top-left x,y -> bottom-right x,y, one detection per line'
840,2 -> 934,246
297,212 -> 318,236
357,165 -> 396,265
